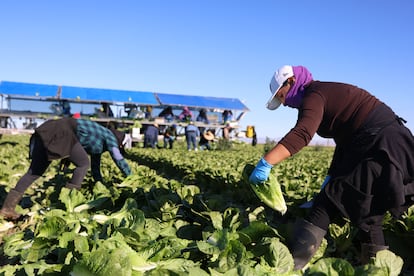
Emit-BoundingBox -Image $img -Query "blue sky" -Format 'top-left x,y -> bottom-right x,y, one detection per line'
1,1 -> 413,142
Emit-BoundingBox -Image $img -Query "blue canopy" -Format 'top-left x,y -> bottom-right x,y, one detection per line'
0,81 -> 249,112
156,93 -> 249,111
60,86 -> 159,105
0,81 -> 59,99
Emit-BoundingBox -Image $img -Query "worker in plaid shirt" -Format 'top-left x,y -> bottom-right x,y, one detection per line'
76,118 -> 131,182
0,117 -> 131,221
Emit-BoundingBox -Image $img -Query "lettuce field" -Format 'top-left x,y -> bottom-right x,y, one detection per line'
0,134 -> 413,275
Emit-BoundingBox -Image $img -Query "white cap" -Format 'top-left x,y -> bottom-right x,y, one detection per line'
266,65 -> 294,110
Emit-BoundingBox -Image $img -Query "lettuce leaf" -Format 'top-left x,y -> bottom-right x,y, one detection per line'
242,164 -> 287,215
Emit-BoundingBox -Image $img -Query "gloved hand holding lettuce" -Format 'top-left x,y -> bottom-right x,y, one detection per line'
249,157 -> 272,184
243,158 -> 287,215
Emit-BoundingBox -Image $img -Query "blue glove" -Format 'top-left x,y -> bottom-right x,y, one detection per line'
320,175 -> 331,189
249,158 -> 273,185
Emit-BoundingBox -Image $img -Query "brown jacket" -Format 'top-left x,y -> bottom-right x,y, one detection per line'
279,81 -> 380,154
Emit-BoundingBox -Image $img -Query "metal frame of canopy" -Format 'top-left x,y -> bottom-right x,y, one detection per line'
0,81 -> 250,141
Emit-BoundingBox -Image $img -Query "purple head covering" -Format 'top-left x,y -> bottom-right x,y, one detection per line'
285,66 -> 313,109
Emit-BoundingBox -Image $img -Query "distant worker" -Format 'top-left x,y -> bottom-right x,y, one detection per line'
0,117 -> 131,221
252,128 -> 257,146
143,123 -> 159,148
196,108 -> 210,124
50,100 -> 71,117
158,106 -> 175,122
246,125 -> 257,146
222,110 -> 234,140
199,129 -> 215,151
185,121 -> 199,151
162,124 -> 177,149
196,108 -> 210,133
61,100 -> 72,117
125,104 -> 140,119
102,103 -> 114,117
222,109 -> 233,124
178,106 -> 193,122
145,105 -> 153,120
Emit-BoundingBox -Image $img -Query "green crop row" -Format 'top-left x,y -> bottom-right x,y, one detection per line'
0,135 -> 412,275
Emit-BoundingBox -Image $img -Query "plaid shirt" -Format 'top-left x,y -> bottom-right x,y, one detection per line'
76,119 -> 131,180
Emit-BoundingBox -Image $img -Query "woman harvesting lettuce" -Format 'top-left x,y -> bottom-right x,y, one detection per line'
249,65 -> 414,270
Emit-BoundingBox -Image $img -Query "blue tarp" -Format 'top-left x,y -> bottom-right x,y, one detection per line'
156,93 -> 249,111
0,81 -> 249,111
60,86 -> 159,105
0,81 -> 59,98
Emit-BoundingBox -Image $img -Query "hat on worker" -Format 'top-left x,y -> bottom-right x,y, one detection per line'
266,65 -> 294,110
203,131 -> 215,141
72,112 -> 81,119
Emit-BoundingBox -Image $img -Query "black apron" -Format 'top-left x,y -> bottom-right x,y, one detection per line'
324,103 -> 414,231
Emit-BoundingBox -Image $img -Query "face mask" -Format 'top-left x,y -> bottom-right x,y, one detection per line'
285,66 -> 313,108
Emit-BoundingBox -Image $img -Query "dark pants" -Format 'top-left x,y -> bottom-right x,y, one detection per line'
144,135 -> 157,148
163,136 -> 174,149
15,135 -> 89,193
307,187 -> 385,246
186,132 -> 197,150
199,141 -> 211,150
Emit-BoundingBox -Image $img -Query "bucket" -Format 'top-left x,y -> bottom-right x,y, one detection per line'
246,125 -> 254,138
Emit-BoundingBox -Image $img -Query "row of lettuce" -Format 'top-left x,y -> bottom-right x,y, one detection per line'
0,134 -> 412,275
